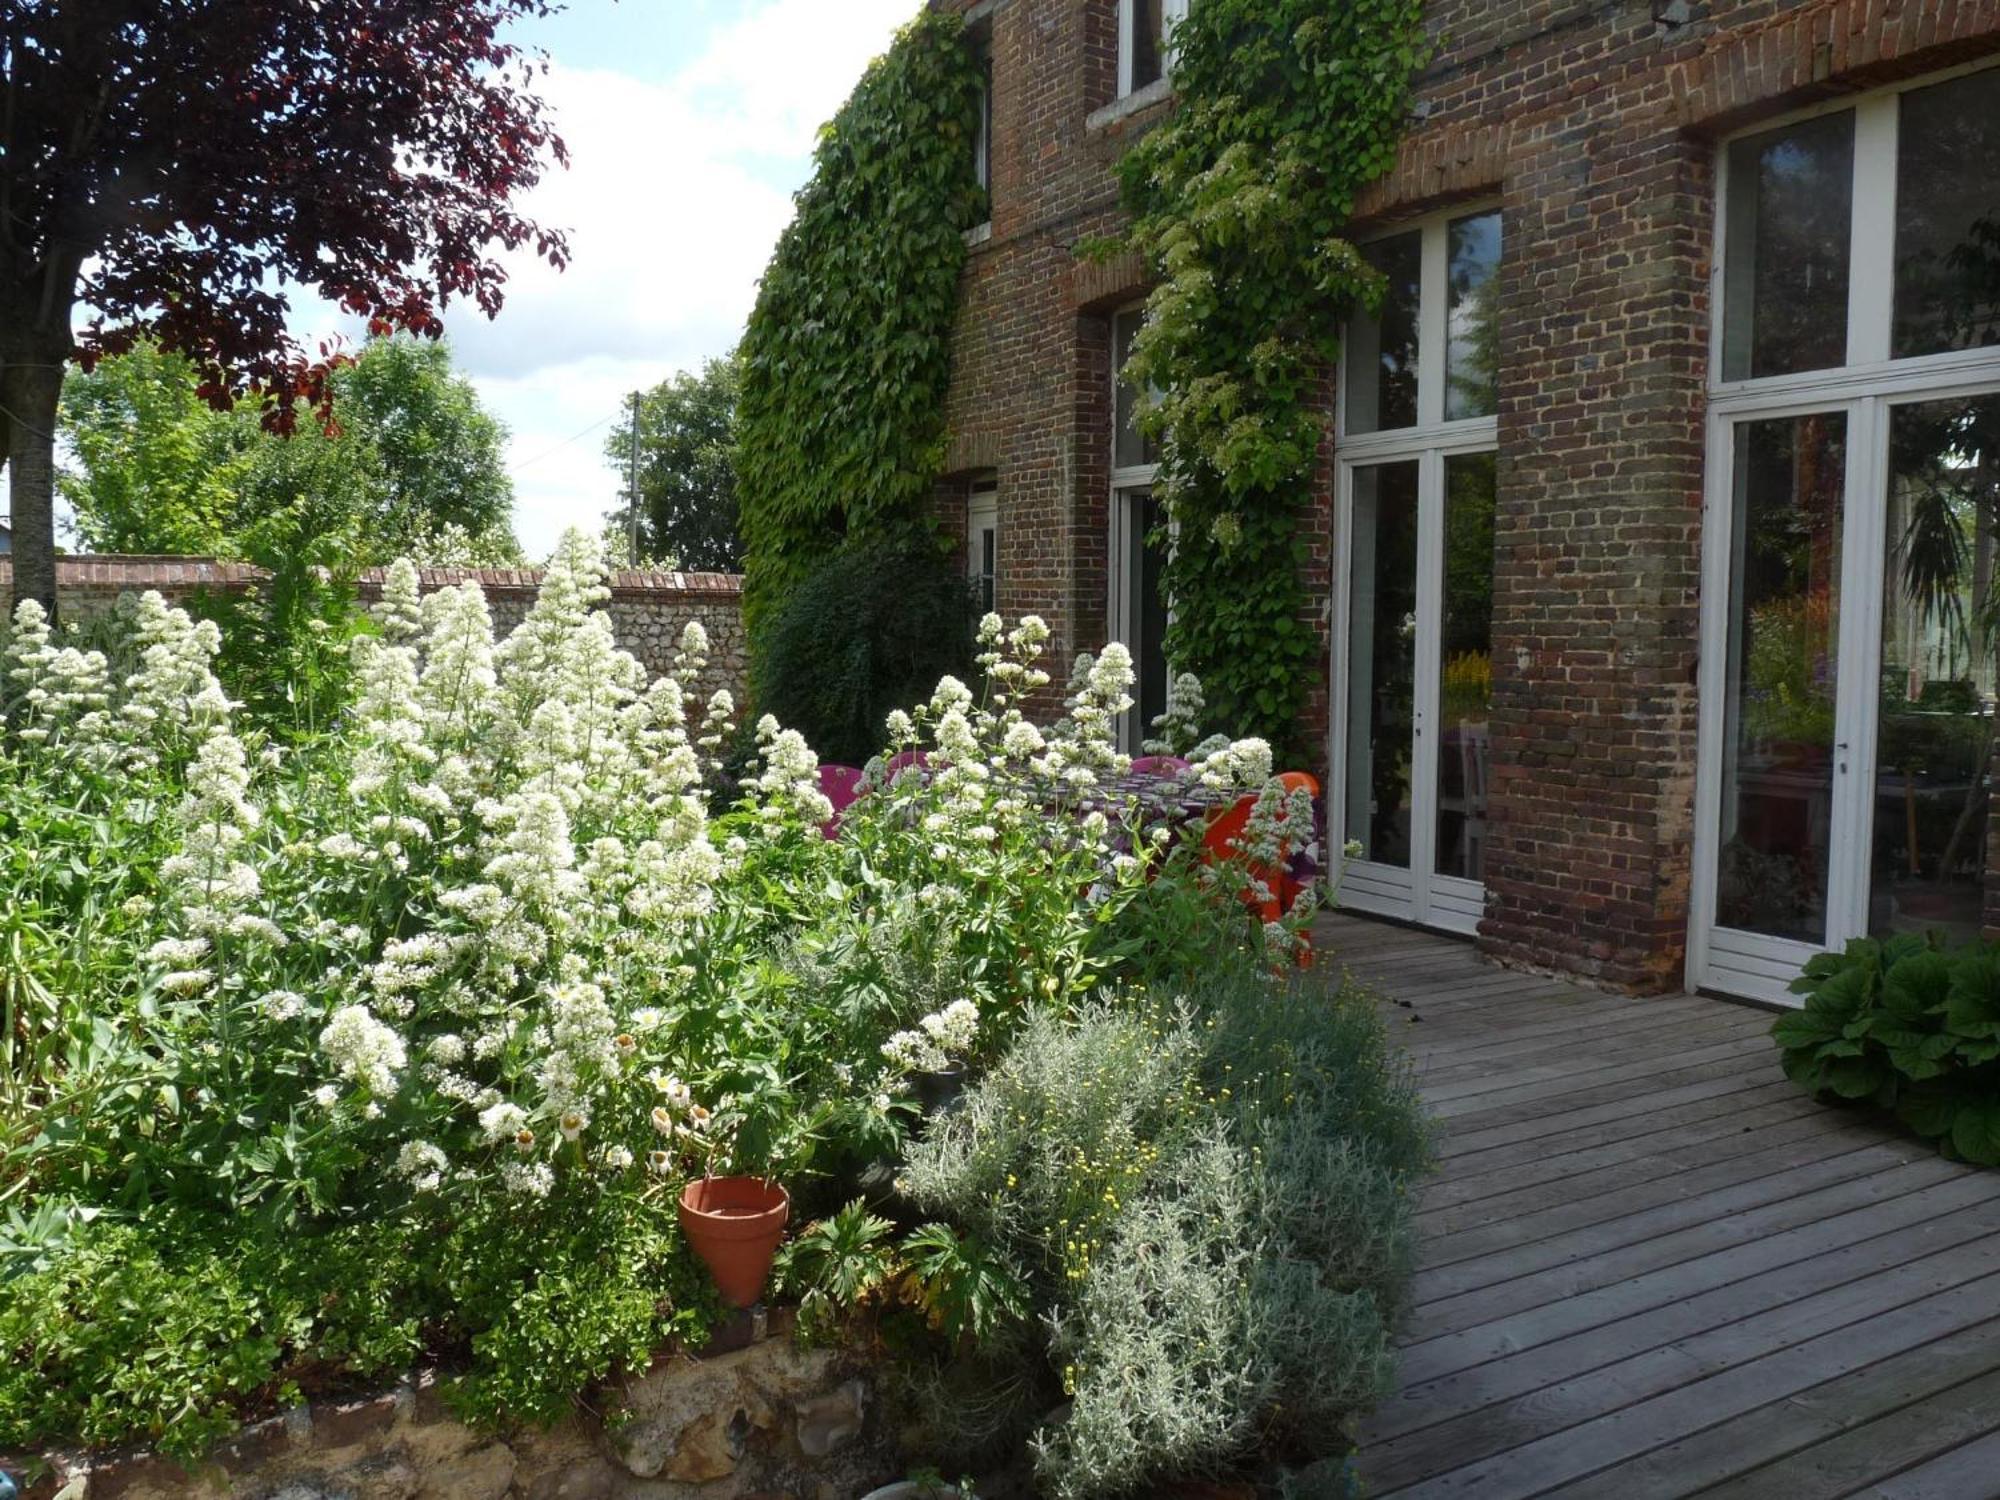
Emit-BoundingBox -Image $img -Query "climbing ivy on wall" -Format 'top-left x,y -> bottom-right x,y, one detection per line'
1115,0 -> 1430,753
735,9 -> 986,644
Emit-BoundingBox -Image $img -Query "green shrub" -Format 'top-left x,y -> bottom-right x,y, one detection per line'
901,965 -> 1431,1497
753,533 -> 975,766
0,1193 -> 714,1459
1775,933 -> 2000,1164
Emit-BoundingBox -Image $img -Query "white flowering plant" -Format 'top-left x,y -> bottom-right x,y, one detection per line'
0,536 -> 1320,1456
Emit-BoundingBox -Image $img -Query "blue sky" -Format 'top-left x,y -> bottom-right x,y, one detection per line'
316,0 -> 921,557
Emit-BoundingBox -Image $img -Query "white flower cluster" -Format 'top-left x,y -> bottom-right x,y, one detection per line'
319,1004 -> 408,1096
1142,671 -> 1206,756
882,998 -> 980,1074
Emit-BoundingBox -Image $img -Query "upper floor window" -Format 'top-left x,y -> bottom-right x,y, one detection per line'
973,36 -> 992,197
1120,0 -> 1188,99
1343,208 -> 1503,437
1720,65 -> 2000,384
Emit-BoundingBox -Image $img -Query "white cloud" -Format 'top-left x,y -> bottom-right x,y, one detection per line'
438,0 -> 920,559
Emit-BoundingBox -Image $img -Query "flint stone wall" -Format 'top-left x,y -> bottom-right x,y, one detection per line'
0,557 -> 750,712
10,1313 -> 894,1500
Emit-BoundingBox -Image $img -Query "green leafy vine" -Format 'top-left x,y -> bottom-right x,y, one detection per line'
736,10 -> 986,644
1115,0 -> 1430,752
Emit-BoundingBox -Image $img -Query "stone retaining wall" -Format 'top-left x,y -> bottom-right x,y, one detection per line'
0,558 -> 751,713
10,1313 -> 895,1500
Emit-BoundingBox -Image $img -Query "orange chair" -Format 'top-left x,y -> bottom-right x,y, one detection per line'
1201,773 -> 1320,965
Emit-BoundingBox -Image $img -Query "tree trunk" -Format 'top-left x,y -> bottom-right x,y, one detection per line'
2,359 -> 63,622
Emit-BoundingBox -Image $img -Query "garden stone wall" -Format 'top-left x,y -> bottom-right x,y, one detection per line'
11,1315 -> 895,1500
0,557 -> 750,711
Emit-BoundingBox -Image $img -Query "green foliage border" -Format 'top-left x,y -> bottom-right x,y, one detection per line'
1113,0 -> 1430,750
735,10 -> 987,646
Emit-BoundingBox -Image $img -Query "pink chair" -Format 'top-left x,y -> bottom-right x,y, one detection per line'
1130,755 -> 1192,778
881,749 -> 930,785
817,764 -> 866,839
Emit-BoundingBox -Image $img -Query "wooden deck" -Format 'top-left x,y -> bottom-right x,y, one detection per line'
1314,913 -> 2000,1500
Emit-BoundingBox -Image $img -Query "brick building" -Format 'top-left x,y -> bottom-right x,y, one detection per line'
925,0 -> 2000,999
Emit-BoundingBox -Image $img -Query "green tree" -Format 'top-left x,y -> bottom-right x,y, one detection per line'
56,342 -> 253,555
59,336 -> 521,564
604,355 -> 743,572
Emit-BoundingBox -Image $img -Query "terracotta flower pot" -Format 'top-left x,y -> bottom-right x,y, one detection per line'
678,1176 -> 790,1308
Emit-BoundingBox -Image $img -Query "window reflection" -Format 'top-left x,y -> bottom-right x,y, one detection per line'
1436,453 -> 1496,880
1347,231 -> 1422,435
1894,70 -> 2000,359
1869,394 -> 2000,941
1130,0 -> 1165,92
1346,462 -> 1420,867
1717,414 -> 1847,942
1723,113 -> 1855,380
1446,212 -> 1501,421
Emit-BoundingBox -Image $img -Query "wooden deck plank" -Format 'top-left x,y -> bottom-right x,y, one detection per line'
1546,1319 -> 2000,1499
1413,1105 -> 1861,1236
1856,1429 -> 2000,1498
1367,1210 -> 2000,1451
1323,914 -> 2000,1500
1695,1365 -> 2000,1498
1396,1173 -> 2000,1383
1414,1119 -> 1915,1266
1377,1275 -> 2000,1497
1410,1146 -> 1940,1306
1431,1078 -> 1807,1180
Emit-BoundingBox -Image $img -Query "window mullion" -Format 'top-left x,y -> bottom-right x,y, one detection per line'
1417,223 -> 1449,430
1847,94 -> 1899,369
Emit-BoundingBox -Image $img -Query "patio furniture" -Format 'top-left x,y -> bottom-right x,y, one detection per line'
817,763 -> 866,839
881,749 -> 930,784
1130,754 -> 1192,777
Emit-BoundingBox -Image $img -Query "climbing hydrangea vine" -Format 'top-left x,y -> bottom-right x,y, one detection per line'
735,9 -> 986,643
1114,0 -> 1430,752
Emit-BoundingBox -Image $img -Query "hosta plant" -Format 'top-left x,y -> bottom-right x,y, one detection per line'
1775,933 -> 2000,1164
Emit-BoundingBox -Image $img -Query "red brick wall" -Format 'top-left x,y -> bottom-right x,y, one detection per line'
935,0 -> 2000,989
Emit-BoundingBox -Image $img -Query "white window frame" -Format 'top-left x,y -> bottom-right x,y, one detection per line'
1117,0 -> 1189,100
1330,203 -> 1502,935
1689,61 -> 2000,1004
1109,303 -> 1174,751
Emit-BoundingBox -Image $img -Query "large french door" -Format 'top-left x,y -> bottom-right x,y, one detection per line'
1334,204 -> 1502,933
1335,444 -> 1497,933
1691,63 -> 2000,1003
1693,385 -> 2000,1001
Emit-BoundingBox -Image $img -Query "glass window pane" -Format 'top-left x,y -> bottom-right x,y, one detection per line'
1436,452 -> 1496,881
1346,231 -> 1422,435
1893,69 -> 2000,359
1122,491 -> 1171,732
1723,113 -> 1855,380
1113,310 -> 1160,470
1715,413 -> 1846,942
1869,394 -> 2000,941
1129,0 -> 1165,93
1345,461 -> 1420,867
1446,212 -> 1502,421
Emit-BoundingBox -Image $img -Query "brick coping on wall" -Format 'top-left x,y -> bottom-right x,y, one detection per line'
0,555 -> 744,602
